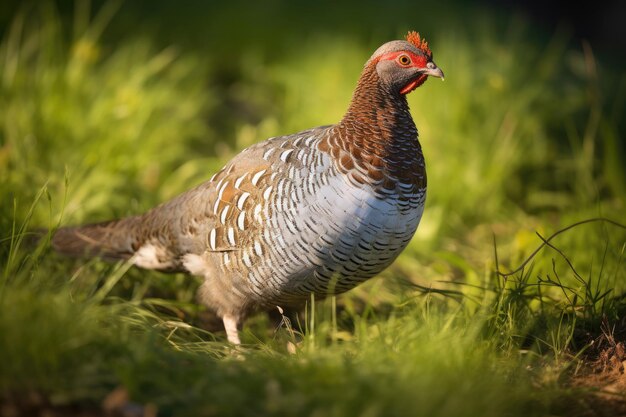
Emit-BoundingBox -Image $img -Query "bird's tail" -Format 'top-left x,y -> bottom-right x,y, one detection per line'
52,216 -> 142,261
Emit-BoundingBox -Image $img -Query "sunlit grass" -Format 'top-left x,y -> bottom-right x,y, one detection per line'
0,1 -> 624,416
0,1 -> 212,228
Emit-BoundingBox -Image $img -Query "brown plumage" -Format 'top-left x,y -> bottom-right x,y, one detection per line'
53,32 -> 444,344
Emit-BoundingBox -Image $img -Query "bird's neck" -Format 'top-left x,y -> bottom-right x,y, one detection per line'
321,63 -> 425,191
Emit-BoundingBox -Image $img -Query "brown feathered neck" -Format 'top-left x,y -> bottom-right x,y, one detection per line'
318,60 -> 425,193
341,60 -> 413,133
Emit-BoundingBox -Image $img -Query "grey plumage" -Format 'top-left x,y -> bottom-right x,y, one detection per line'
53,34 -> 444,344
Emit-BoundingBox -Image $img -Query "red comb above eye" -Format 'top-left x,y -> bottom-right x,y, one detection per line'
406,31 -> 432,58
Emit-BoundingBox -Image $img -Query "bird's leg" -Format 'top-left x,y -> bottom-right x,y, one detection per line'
222,314 -> 241,345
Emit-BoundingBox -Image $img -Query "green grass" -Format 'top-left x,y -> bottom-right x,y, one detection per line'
1,1 -> 625,416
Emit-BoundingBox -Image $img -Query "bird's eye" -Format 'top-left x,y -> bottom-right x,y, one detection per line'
398,55 -> 412,66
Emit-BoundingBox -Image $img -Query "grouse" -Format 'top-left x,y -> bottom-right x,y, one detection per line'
53,31 -> 445,344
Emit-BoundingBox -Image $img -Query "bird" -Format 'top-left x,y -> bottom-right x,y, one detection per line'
52,31 -> 444,344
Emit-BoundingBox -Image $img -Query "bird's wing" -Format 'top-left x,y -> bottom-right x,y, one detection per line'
134,126 -> 332,269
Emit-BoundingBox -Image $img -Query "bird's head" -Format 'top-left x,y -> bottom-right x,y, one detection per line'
369,31 -> 444,95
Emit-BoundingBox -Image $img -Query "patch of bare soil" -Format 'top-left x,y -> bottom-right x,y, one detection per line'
0,387 -> 156,417
571,318 -> 626,417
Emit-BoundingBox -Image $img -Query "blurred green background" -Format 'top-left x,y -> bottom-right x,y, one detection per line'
0,1 -> 625,416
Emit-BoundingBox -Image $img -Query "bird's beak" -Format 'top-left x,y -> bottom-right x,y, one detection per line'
420,63 -> 445,81
400,61 -> 445,95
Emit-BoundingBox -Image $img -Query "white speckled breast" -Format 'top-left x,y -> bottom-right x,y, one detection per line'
239,136 -> 426,306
